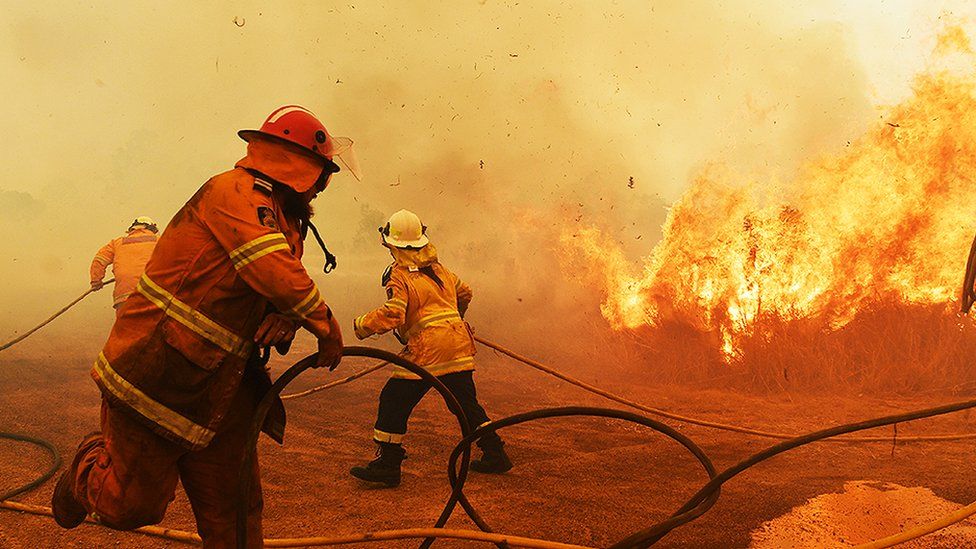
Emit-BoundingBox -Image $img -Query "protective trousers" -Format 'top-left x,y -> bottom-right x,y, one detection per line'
372,370 -> 503,449
68,379 -> 263,548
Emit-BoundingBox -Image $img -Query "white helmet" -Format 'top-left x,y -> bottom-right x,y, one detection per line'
129,216 -> 158,233
379,209 -> 429,249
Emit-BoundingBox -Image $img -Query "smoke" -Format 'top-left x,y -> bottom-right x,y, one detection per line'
0,1 -> 961,365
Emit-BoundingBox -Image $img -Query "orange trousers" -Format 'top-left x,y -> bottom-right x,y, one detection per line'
68,382 -> 264,548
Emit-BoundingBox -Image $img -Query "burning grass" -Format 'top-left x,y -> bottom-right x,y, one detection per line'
606,304 -> 976,395
560,25 -> 976,394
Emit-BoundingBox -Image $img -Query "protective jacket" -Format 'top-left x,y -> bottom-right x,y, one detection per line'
90,228 -> 158,307
91,139 -> 334,450
354,245 -> 476,379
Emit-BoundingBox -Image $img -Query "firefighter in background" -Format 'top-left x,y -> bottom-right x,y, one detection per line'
350,210 -> 512,488
90,216 -> 159,313
51,105 -> 360,548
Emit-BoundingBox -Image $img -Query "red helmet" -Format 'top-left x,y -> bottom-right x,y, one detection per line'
239,105 -> 361,180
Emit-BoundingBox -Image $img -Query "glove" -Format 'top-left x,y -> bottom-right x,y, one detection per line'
253,313 -> 297,348
314,313 -> 343,371
90,280 -> 104,290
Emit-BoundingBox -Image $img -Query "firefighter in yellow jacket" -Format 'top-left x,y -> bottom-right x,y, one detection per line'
350,209 -> 512,487
90,216 -> 159,312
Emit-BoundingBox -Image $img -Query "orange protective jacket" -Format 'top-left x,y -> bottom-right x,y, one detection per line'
353,245 -> 476,379
91,139 -> 335,450
90,228 -> 158,307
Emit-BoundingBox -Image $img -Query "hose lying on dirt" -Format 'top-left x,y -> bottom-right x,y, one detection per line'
280,360 -> 388,400
441,407 -> 719,549
853,498 -> 976,549
244,349 -> 976,548
0,432 -> 61,501
4,342 -> 976,547
610,395 -> 976,548
285,334 -> 976,444
472,335 -> 976,444
0,500 -> 592,549
0,279 -> 114,352
239,347 -> 717,549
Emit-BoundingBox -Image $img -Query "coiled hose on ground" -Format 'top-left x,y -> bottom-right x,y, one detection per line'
233,347 -> 976,548
4,322 -> 976,546
237,347 -> 719,549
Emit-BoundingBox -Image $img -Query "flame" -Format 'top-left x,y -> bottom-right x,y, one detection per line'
564,26 -> 976,360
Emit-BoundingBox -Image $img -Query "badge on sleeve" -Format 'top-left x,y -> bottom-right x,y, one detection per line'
257,207 -> 278,230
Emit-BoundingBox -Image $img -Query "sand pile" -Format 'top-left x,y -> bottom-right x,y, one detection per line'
750,480 -> 976,548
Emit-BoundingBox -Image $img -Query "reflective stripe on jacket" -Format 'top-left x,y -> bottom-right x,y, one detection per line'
91,139 -> 333,450
90,228 -> 158,306
354,244 -> 476,379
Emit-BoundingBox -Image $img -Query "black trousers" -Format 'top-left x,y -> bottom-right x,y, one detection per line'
373,370 -> 503,449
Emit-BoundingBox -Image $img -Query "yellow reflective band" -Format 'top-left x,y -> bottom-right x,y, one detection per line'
94,353 -> 215,447
405,310 -> 462,339
254,178 -> 273,193
229,233 -> 290,270
416,311 -> 461,329
390,356 -> 475,379
353,315 -> 371,339
386,298 -> 407,311
288,287 -> 323,320
137,275 -> 251,359
373,429 -> 404,444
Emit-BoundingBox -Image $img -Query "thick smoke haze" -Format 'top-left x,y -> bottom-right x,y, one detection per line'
0,1 -> 966,365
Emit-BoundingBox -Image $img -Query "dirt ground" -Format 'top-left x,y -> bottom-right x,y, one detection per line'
752,480 -> 976,547
2,339 -> 976,548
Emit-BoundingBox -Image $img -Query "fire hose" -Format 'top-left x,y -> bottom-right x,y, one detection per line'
281,336 -> 976,443
4,346 -> 976,547
236,347 -> 718,549
0,278 -> 114,352
4,290 -> 976,546
244,348 -> 976,549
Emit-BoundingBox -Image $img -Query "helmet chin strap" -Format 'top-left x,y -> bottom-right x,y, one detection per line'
304,220 -> 337,274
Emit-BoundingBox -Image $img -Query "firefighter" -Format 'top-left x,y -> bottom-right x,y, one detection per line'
90,216 -> 159,313
349,209 -> 512,488
51,105 -> 358,548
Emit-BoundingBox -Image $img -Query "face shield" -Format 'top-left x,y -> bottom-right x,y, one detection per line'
324,136 -> 363,181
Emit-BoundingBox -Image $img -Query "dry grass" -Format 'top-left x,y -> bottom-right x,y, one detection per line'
603,303 -> 976,395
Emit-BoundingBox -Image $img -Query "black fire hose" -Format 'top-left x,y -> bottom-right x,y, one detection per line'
0,432 -> 61,501
612,395 -> 976,548
237,348 -> 720,549
442,408 -> 719,549
236,347 -> 478,549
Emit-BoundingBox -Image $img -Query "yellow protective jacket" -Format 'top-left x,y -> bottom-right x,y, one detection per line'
353,245 -> 476,379
90,228 -> 158,307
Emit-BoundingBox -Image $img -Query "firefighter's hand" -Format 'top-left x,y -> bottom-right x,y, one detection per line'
314,314 -> 343,371
90,280 -> 104,290
254,313 -> 297,348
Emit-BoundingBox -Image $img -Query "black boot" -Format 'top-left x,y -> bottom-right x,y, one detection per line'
470,439 -> 512,474
350,442 -> 406,487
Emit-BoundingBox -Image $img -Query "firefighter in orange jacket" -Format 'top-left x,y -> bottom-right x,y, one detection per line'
90,216 -> 159,312
52,105 -> 359,548
350,210 -> 512,487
